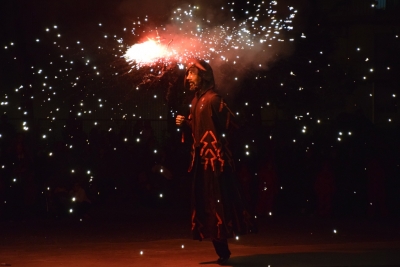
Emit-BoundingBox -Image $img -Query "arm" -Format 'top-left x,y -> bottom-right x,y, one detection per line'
210,95 -> 228,133
176,114 -> 192,144
175,115 -> 186,126
176,114 -> 192,125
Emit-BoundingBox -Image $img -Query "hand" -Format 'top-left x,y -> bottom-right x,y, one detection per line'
176,115 -> 185,126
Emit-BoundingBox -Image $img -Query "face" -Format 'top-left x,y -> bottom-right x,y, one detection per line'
186,66 -> 202,91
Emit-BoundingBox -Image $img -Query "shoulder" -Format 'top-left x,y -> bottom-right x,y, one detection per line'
204,91 -> 224,114
205,89 -> 221,102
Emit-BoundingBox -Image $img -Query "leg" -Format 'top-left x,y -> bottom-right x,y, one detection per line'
212,238 -> 231,265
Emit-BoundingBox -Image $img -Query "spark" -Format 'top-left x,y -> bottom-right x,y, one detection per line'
124,3 -> 296,68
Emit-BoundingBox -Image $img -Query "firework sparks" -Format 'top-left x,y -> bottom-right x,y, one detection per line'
123,2 -> 297,68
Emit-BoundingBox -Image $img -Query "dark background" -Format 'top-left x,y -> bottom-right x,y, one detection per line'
0,0 -> 399,222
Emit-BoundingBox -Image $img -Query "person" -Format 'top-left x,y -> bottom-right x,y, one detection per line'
176,59 -> 255,265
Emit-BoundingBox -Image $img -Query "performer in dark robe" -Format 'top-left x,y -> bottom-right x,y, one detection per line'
176,59 -> 255,265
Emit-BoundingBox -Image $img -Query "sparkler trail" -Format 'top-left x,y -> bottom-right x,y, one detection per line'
124,1 -> 297,70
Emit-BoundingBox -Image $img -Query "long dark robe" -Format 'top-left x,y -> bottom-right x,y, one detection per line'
185,88 -> 255,240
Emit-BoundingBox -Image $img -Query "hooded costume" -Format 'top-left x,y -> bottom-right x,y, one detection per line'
182,59 -> 255,242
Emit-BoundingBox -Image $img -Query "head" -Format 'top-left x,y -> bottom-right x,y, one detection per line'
184,59 -> 215,91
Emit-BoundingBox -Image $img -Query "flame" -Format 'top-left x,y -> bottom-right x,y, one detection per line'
124,39 -> 171,65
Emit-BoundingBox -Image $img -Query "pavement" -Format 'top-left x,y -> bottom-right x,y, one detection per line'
1,203 -> 400,267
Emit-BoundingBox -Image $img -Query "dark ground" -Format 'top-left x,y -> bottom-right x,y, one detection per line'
1,200 -> 400,267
